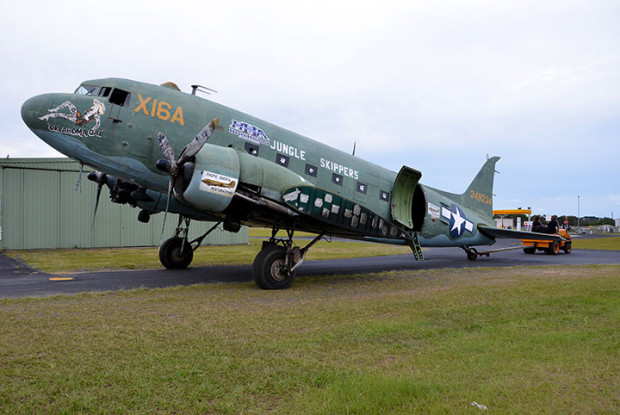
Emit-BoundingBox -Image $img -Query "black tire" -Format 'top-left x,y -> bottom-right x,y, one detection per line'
523,247 -> 536,254
252,245 -> 296,290
467,252 -> 478,261
563,242 -> 572,254
159,237 -> 193,269
546,241 -> 560,255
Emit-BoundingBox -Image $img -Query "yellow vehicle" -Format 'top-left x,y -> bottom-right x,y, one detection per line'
522,228 -> 572,255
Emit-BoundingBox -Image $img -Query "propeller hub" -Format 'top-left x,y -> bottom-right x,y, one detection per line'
156,158 -> 172,173
87,171 -> 107,185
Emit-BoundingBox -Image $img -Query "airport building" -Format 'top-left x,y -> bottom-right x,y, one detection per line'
0,158 -> 248,250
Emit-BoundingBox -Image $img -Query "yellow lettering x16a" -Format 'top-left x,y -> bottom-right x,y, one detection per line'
134,93 -> 184,126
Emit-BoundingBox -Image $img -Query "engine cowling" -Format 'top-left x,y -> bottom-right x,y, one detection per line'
176,143 -> 240,213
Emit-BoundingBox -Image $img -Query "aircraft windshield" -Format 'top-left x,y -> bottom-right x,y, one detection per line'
75,84 -> 111,97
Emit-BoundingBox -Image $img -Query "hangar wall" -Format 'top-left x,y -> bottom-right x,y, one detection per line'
0,158 -> 248,250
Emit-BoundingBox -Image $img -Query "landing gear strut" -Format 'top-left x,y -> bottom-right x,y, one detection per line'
253,225 -> 325,289
159,217 -> 221,269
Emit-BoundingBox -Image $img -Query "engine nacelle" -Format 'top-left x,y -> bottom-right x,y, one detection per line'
177,143 -> 240,213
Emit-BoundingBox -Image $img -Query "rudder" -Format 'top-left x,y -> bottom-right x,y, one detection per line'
461,156 -> 500,220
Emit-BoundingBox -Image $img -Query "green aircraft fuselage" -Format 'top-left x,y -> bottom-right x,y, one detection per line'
21,78 -> 499,251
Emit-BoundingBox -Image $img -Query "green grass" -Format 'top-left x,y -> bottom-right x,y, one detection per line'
572,236 -> 620,251
6,240 -> 412,273
0,265 -> 618,414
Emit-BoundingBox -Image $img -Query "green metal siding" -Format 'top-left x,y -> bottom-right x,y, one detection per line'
0,158 -> 248,250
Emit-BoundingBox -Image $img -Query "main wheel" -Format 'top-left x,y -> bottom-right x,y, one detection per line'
159,237 -> 194,269
563,242 -> 572,254
546,241 -> 560,255
253,245 -> 296,289
523,247 -> 536,254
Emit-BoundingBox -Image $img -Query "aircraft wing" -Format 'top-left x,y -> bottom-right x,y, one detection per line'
477,225 -> 568,242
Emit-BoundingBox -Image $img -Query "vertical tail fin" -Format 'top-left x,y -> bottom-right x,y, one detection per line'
461,156 -> 500,220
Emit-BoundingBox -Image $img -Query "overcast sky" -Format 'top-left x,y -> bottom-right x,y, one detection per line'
1,0 -> 618,218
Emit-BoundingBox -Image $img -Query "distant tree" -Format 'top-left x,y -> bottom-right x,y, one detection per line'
565,216 -> 578,226
578,216 -> 614,226
600,217 -> 615,226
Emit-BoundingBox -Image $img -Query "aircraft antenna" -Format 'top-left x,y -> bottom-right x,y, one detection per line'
352,141 -> 357,156
191,85 -> 218,96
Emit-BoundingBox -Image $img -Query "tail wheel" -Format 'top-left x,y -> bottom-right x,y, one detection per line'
159,237 -> 194,269
546,241 -> 560,255
253,244 -> 296,290
563,242 -> 572,254
467,252 -> 478,261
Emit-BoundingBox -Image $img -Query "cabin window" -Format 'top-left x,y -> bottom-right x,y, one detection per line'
276,154 -> 289,167
356,182 -> 368,194
244,143 -> 259,156
109,88 -> 131,107
332,173 -> 343,186
305,164 -> 318,177
379,190 -> 390,202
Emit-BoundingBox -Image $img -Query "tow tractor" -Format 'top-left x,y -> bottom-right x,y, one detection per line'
521,228 -> 572,255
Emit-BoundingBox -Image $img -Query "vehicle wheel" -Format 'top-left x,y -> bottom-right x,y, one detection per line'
253,244 -> 296,289
546,241 -> 560,255
523,247 -> 536,254
159,237 -> 193,269
467,252 -> 478,261
563,242 -> 572,254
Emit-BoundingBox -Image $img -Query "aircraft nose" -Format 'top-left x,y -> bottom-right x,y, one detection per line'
21,94 -> 51,131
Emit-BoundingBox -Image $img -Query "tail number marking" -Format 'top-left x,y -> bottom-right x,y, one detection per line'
470,190 -> 492,205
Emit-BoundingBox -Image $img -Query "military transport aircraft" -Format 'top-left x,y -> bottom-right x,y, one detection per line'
21,78 -> 565,289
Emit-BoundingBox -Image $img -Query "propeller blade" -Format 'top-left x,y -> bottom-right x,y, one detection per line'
157,132 -> 175,162
91,182 -> 103,231
177,118 -> 219,165
160,176 -> 174,242
157,118 -> 218,242
87,172 -> 107,231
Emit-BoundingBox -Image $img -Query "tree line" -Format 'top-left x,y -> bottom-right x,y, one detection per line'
496,215 -> 615,227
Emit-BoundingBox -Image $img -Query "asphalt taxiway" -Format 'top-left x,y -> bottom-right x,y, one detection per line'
2,239 -> 620,298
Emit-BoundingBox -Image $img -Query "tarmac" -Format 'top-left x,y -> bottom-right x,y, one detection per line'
2,237 -> 620,298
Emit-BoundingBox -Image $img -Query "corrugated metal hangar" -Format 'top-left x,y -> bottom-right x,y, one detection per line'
0,158 -> 248,250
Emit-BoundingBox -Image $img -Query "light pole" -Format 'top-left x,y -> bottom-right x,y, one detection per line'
577,195 -> 580,228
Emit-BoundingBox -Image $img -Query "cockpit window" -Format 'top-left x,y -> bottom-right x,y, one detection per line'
75,84 -> 100,96
109,88 -> 131,107
75,84 -> 112,97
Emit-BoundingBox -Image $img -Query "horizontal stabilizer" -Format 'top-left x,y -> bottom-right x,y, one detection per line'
478,225 -> 567,242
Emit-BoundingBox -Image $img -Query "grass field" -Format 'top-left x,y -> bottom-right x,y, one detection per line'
572,236 -> 620,251
1,265 -> 618,414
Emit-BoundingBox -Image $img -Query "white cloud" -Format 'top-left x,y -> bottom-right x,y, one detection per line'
1,0 -> 619,216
